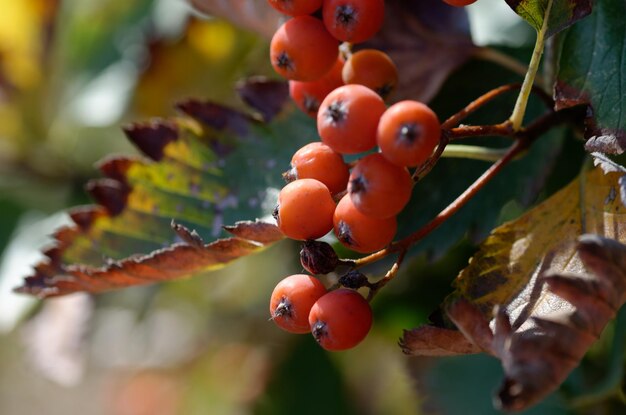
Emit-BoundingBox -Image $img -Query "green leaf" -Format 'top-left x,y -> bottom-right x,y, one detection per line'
504,0 -> 592,36
555,0 -> 626,154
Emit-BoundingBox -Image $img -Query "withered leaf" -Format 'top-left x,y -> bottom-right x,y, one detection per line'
403,166 -> 626,411
16,220 -> 283,298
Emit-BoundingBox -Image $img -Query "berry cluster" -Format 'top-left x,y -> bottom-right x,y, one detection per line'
270,274 -> 372,351
266,0 -> 463,351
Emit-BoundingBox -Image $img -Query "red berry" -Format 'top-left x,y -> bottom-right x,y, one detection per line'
270,16 -> 339,81
377,101 -> 441,167
270,274 -> 328,334
289,57 -> 344,117
322,0 -> 385,43
309,288 -> 373,351
267,0 -> 323,16
317,84 -> 386,154
275,178 -> 336,240
285,142 -> 349,195
342,49 -> 398,99
348,153 -> 413,219
334,194 -> 397,253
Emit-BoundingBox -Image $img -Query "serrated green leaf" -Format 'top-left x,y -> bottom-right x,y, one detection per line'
504,0 -> 591,36
555,0 -> 626,154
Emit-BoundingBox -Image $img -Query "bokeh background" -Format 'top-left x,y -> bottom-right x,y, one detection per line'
0,1 -> 617,414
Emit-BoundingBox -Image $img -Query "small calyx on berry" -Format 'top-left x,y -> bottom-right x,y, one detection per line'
398,123 -> 422,144
300,240 -> 339,274
325,101 -> 347,124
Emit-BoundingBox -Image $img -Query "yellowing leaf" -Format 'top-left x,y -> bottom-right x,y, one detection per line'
403,166 -> 626,411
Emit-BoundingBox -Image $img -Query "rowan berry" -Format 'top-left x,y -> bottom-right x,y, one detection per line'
317,84 -> 386,154
274,178 -> 336,240
270,274 -> 328,334
267,0 -> 323,16
309,288 -> 373,351
270,16 -> 339,81
284,142 -> 349,195
289,57 -> 344,117
333,194 -> 397,253
348,153 -> 413,219
342,49 -> 398,99
377,100 -> 441,167
300,240 -> 339,275
442,0 -> 478,6
322,0 -> 385,43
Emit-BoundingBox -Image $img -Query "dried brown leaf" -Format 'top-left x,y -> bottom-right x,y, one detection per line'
402,166 -> 626,411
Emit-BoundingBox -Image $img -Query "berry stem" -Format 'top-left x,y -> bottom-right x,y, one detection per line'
441,83 -> 553,132
508,0 -> 554,131
366,250 -> 405,301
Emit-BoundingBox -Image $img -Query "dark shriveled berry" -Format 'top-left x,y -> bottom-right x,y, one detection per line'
300,240 -> 339,274
338,270 -> 369,289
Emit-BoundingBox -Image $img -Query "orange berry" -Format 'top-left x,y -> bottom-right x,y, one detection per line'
342,49 -> 398,99
377,100 -> 441,167
309,288 -> 373,351
289,57 -> 344,117
275,178 -> 336,240
270,16 -> 339,81
322,0 -> 385,43
267,0 -> 323,16
348,153 -> 413,218
317,84 -> 386,154
270,274 -> 328,333
285,142 -> 349,195
334,194 -> 397,253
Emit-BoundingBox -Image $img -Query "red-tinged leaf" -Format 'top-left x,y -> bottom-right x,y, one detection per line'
16,220 -> 283,298
555,0 -> 626,154
236,77 -> 289,122
189,0 -> 282,39
400,326 -> 481,357
402,166 -> 626,411
16,93 -> 316,297
504,0 -> 592,36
